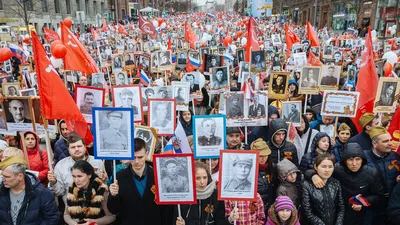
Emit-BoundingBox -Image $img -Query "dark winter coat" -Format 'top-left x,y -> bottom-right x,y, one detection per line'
267,118 -> 299,166
332,137 -> 346,163
0,172 -> 60,225
276,159 -> 302,208
301,177 -> 345,225
257,163 -> 278,214
388,182 -> 400,222
107,165 -> 171,225
348,130 -> 372,151
54,120 -> 69,164
299,132 -> 332,173
248,106 -> 280,144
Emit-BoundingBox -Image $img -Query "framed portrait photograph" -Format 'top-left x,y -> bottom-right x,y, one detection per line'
114,69 -> 128,85
225,92 -> 244,119
113,55 -> 124,69
134,125 -> 158,161
293,52 -> 307,68
271,34 -> 282,45
236,48 -> 245,63
192,115 -> 226,159
323,45 -> 333,58
2,82 -> 20,97
251,50 -> 266,73
148,99 -> 176,136
200,47 -> 210,60
177,51 -> 188,66
151,52 -> 159,71
268,72 -> 290,99
19,88 -> 37,97
248,92 -> 268,120
182,72 -> 201,94
333,51 -> 342,64
272,53 -> 281,71
75,85 -> 105,124
204,54 -> 222,74
93,107 -> 134,160
210,66 -> 230,93
1,97 -> 35,132
31,99 -> 57,135
301,40 -> 311,52
374,77 -> 400,113
153,86 -> 174,99
4,60 -> 12,73
124,53 -> 135,67
91,73 -> 105,88
140,55 -> 150,72
319,65 -> 341,90
112,85 -> 143,122
299,66 -> 321,94
282,101 -> 302,126
171,81 -> 190,111
238,62 -> 250,83
153,154 -> 196,204
218,150 -> 259,201
158,50 -> 172,69
142,87 -> 155,111
346,65 -> 357,88
292,44 -> 303,54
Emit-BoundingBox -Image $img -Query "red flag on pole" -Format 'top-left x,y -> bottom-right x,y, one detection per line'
307,21 -> 320,47
167,36 -> 172,50
117,23 -> 129,36
285,24 -> 300,57
185,22 -> 198,49
43,27 -> 60,42
31,31 -> 93,144
351,27 -> 379,132
244,16 -> 260,62
308,51 -> 323,66
61,22 -> 99,74
102,19 -> 108,32
139,14 -> 157,39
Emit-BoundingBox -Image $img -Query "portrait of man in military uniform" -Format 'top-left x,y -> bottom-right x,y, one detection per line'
161,158 -> 189,193
223,156 -> 253,191
99,111 -> 128,150
226,94 -> 244,118
197,119 -> 222,146
320,65 -> 340,86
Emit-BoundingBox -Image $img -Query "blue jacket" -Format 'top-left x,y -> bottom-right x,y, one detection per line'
332,137 -> 346,163
364,149 -> 400,195
53,138 -> 69,165
299,132 -> 332,173
0,173 -> 59,225
310,114 -> 340,131
348,130 -> 372,151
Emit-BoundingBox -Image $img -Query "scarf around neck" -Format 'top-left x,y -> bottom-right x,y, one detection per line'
196,180 -> 216,200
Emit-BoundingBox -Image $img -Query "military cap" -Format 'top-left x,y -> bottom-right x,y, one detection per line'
369,126 -> 388,139
107,111 -> 123,119
359,112 -> 375,128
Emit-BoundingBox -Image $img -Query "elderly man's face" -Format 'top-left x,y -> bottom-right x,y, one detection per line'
9,100 -> 25,122
79,76 -> 88,86
202,120 -> 216,136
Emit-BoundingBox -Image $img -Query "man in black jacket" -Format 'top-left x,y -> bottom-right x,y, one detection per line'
108,138 -> 171,225
267,118 -> 299,166
348,112 -> 378,150
307,143 -> 385,225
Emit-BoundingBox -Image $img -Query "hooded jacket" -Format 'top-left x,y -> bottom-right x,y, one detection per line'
22,131 -> 49,186
0,172 -> 60,225
293,114 -> 319,163
54,120 -> 69,164
248,106 -> 280,145
267,118 -> 299,166
276,159 -> 302,207
299,132 -> 332,173
266,203 -> 300,225
179,109 -> 194,136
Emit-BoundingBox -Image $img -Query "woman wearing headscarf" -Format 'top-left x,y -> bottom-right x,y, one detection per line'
179,109 -> 194,136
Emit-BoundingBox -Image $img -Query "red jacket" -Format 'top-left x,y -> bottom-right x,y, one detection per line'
24,132 -> 49,186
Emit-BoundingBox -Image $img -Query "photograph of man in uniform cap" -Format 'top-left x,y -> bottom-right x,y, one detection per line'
226,94 -> 244,117
224,156 -> 253,191
116,89 -> 138,114
161,158 -> 189,193
99,111 -> 128,150
197,118 -> 222,146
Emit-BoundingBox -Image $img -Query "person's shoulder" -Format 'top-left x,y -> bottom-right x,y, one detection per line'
55,156 -> 73,169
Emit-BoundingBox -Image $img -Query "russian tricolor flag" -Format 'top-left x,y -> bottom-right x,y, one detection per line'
140,69 -> 151,87
349,194 -> 371,207
207,13 -> 216,19
164,121 -> 191,154
224,52 -> 234,61
188,56 -> 200,67
8,43 -> 28,58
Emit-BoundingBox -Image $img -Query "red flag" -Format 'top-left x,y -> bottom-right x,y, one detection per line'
139,14 -> 157,39
43,27 -> 60,43
244,16 -> 260,62
75,31 -> 80,40
167,36 -> 172,50
307,22 -> 320,47
185,22 -> 198,49
388,106 -> 400,153
351,27 -> 379,132
285,24 -> 300,57
31,31 -> 93,144
102,19 -> 108,32
90,27 -> 100,41
61,22 -> 99,74
308,51 -> 323,66
117,23 -> 129,36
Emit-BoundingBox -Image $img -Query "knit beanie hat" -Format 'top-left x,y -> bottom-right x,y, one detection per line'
275,196 -> 295,212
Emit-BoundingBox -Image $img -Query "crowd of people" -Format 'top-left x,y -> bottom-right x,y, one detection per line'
0,10 -> 399,225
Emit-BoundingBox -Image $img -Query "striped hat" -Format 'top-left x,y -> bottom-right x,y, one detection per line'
275,196 -> 295,212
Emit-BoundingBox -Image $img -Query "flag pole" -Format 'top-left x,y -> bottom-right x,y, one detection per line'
234,201 -> 238,225
43,118 -> 54,172
178,204 -> 182,217
113,160 -> 117,183
378,113 -> 383,126
303,94 -> 308,114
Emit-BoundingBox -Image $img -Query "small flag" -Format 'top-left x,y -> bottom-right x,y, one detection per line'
241,81 -> 254,101
188,56 -> 200,67
223,52 -> 234,61
140,69 -> 151,87
8,43 -> 28,58
349,194 -> 371,207
164,121 -> 191,154
207,13 -> 216,19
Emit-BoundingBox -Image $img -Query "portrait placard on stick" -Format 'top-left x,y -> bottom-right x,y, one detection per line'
193,115 -> 226,159
268,72 -> 290,100
75,85 -> 105,124
218,150 -> 259,201
92,107 -> 134,160
153,154 -> 196,204
1,97 -> 35,132
171,81 -> 190,111
321,90 -> 360,118
134,125 -> 158,161
374,77 -> 400,113
148,99 -> 176,136
111,84 -> 143,122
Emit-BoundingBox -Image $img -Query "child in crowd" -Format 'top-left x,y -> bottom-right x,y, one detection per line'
276,159 -> 302,208
266,196 -> 300,225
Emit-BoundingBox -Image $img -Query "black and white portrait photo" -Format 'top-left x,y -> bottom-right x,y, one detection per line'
112,85 -> 143,122
237,48 -> 245,63
142,87 -> 155,111
282,101 -> 302,126
271,34 -> 282,45
114,70 -> 128,85
301,40 -> 311,52
239,62 -> 250,83
140,55 -> 150,72
248,94 -> 266,118
292,44 -> 303,54
125,53 -> 135,66
154,86 -> 173,99
135,126 -> 157,161
182,73 -> 200,94
158,50 -> 172,68
333,51 -> 342,63
171,81 -> 190,111
379,82 -> 397,106
2,83 -> 20,97
19,88 -> 37,97
300,66 -> 321,90
153,154 -> 196,204
204,54 -> 221,74
226,93 -> 244,118
2,97 -> 34,132
193,115 -> 226,158
323,45 -> 333,58
93,108 -> 134,160
210,67 -> 229,92
75,86 -> 104,123
320,65 -> 341,88
148,99 -> 176,136
374,78 -> 400,113
293,52 -> 307,68
251,50 -> 266,72
151,52 -> 159,69
91,73 -> 105,88
218,151 -> 259,201
200,47 -> 210,59
177,51 -> 188,65
113,55 -> 124,69
4,60 -> 12,73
